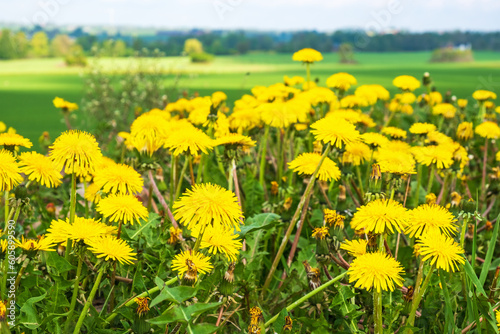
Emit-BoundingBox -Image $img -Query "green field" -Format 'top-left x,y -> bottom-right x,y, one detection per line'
1,51 -> 499,147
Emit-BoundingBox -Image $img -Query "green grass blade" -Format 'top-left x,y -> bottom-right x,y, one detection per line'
479,214 -> 500,285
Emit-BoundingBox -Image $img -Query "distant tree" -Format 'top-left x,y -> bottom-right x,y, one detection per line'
14,31 -> 29,58
65,44 -> 87,66
113,39 -> 128,57
339,43 -> 356,64
76,35 -> 98,52
30,31 -> 50,57
0,29 -> 16,59
51,34 -> 73,57
236,40 -> 250,54
184,38 -> 203,55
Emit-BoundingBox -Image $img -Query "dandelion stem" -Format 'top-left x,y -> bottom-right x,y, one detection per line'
264,270 -> 347,328
481,138 -> 488,204
188,155 -> 195,185
175,157 -> 189,200
148,170 -> 179,229
64,249 -> 84,333
355,165 -> 364,198
373,289 -> 383,334
259,125 -> 270,189
73,266 -> 106,334
426,164 -> 435,195
406,262 -> 435,333
413,164 -> 422,208
4,191 -> 8,232
306,63 -> 311,87
262,144 -> 331,297
65,171 -> 77,264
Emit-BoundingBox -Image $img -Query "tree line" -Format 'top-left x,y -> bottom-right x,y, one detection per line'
1,27 -> 499,60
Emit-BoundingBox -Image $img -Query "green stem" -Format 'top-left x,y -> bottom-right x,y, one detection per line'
406,263 -> 435,333
259,125 -> 271,188
355,165 -> 364,198
73,267 -> 106,334
262,144 -> 331,296
196,154 -> 205,184
373,289 -> 383,334
64,250 -> 84,333
460,216 -> 470,249
264,271 -> 347,328
481,138 -> 488,204
175,156 -> 189,200
384,111 -> 395,127
426,164 -> 435,194
413,164 -> 422,208
65,171 -> 77,263
306,63 -> 311,88
4,191 -> 8,232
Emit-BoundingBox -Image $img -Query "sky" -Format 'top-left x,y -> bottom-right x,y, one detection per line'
0,0 -> 499,32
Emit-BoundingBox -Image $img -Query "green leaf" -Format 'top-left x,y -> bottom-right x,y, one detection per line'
464,259 -> 486,295
184,302 -> 222,318
479,214 -> 500,285
238,213 -> 281,237
190,323 -> 218,334
148,302 -> 221,327
129,212 -> 160,240
150,278 -> 197,307
438,270 -> 454,333
46,252 -> 76,275
19,293 -> 47,329
272,308 -> 288,333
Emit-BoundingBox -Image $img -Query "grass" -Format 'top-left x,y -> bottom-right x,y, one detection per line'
1,51 -> 500,147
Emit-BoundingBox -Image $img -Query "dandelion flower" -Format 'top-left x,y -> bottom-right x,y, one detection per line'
417,230 -> 465,272
173,183 -> 243,231
164,126 -> 214,156
350,199 -> 409,234
49,130 -> 102,177
361,133 -> 390,148
341,239 -> 368,257
312,227 -> 329,240
472,90 -> 497,101
311,117 -> 360,148
406,204 -> 457,238
93,163 -> 143,195
342,141 -> 371,166
18,151 -> 62,188
324,209 -> 345,229
288,152 -> 341,182
212,91 -> 227,107
53,97 -> 78,111
130,111 -> 169,155
171,250 -> 213,281
433,103 -> 457,118
168,227 -> 183,245
87,235 -> 137,265
85,182 -> 103,203
0,132 -> 33,149
284,75 -> 304,86
456,122 -> 474,141
97,194 -> 148,225
194,225 -> 242,262
382,127 -> 407,139
228,108 -> 262,133
292,48 -> 323,63
377,151 -> 416,175
214,133 -> 256,150
348,252 -> 405,292
16,235 -> 55,252
409,123 -> 436,135
412,146 -> 454,169
475,121 -> 500,139
326,72 -> 357,91
393,75 -> 420,91
46,216 -> 117,244
0,149 -> 23,191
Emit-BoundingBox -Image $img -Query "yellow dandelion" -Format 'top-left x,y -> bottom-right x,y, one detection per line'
342,141 -> 371,166
85,182 -> 103,203
456,122 -> 474,141
130,111 -> 169,155
326,72 -> 357,91
341,239 -> 368,257
0,239 -> 7,253
406,204 -> 457,238
49,130 -> 102,177
16,235 -> 55,252
475,121 -> 500,139
93,163 -> 143,195
53,97 -> 78,111
212,91 -> 227,107
0,132 -> 33,149
472,90 -> 497,101
173,183 -> 243,231
324,209 -> 345,229
292,48 -> 323,63
409,123 -> 436,135
0,122 -> 5,133
417,230 -> 465,272
135,297 -> 150,317
377,151 -> 416,175
381,127 -> 407,139
193,224 -> 242,262
288,152 -> 341,182
18,151 -> 62,188
340,95 -> 368,109
457,99 -> 468,108
46,216 -> 117,244
412,145 -> 454,169
284,75 -> 305,86
348,252 -> 405,292
0,300 -> 6,322
311,117 -> 360,148
97,194 -> 148,225
0,149 -> 23,191
433,103 -> 457,118
350,199 -> 409,234
86,235 -> 137,265
164,126 -> 214,156
214,133 -> 256,150
228,108 -> 262,133
168,227 -> 183,245
361,132 -> 390,148
312,227 -> 329,240
171,250 -> 213,280
393,75 -> 420,92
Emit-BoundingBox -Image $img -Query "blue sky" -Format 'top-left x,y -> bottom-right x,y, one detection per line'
0,0 -> 499,31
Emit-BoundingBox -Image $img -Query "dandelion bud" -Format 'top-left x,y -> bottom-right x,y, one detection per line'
270,181 -> 279,196
283,316 -> 293,331
338,185 -> 346,202
422,72 -> 431,86
450,192 -> 462,208
425,193 -> 437,205
220,262 -> 236,296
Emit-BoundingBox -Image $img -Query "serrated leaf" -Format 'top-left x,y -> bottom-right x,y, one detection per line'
46,252 -> 76,275
238,213 -> 281,237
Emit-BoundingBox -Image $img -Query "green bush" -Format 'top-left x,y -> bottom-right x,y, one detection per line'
190,52 -> 214,63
